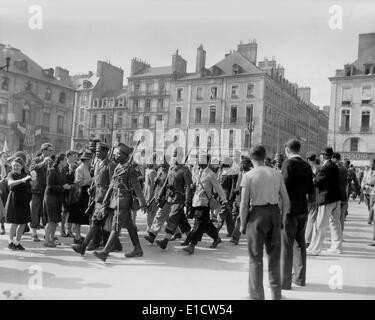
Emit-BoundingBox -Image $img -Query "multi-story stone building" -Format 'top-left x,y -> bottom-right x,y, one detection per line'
168,41 -> 327,159
0,44 -> 75,154
125,52 -> 184,147
71,61 -> 125,150
328,33 -> 375,165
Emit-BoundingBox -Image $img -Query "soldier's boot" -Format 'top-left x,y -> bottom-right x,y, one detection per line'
111,237 -> 123,252
103,229 -> 122,252
125,227 -> 143,258
156,238 -> 169,250
183,244 -> 195,255
144,232 -> 156,244
180,231 -> 192,246
85,225 -> 101,251
93,230 -> 118,262
88,227 -> 102,250
72,225 -> 99,256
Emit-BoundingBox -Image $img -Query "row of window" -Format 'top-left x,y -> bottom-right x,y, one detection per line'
175,83 -> 255,102
131,115 -> 163,129
132,81 -> 165,94
91,97 -> 127,108
20,104 -> 65,132
340,109 -> 372,132
1,77 -> 67,104
131,98 -> 164,112
341,85 -> 373,102
176,104 -> 254,125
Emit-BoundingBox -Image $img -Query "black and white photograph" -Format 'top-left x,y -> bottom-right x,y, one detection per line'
0,0 -> 375,305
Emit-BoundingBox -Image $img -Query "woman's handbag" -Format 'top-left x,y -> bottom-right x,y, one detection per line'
0,178 -> 9,197
67,184 -> 81,206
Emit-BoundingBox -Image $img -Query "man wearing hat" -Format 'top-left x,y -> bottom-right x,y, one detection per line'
71,142 -> 119,256
93,143 -> 147,262
216,156 -> 236,237
230,156 -> 252,245
155,147 -> 193,250
29,143 -> 54,242
88,139 -> 101,177
307,147 -> 342,256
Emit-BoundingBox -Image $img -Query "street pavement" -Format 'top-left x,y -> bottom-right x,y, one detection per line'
0,199 -> 374,300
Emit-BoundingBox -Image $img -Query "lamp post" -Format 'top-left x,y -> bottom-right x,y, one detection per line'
247,120 -> 255,149
0,46 -> 12,71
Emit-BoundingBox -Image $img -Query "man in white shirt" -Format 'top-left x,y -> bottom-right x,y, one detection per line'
240,145 -> 289,300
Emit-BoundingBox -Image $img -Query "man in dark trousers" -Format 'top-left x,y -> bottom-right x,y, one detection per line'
93,143 -> 147,262
307,147 -> 341,255
29,143 -> 54,242
332,153 -> 349,232
280,139 -> 314,290
240,145 -> 289,300
71,142 -> 120,256
155,147 -> 193,250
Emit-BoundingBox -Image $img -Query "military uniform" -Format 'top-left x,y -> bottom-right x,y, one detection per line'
144,165 -> 172,244
92,145 -> 147,261
216,161 -> 237,236
155,162 -> 192,249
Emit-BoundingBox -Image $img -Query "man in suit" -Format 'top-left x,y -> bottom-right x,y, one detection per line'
332,153 -> 349,232
307,147 -> 342,255
280,139 -> 314,290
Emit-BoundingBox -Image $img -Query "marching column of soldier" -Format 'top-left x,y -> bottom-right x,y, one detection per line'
0,137 -> 375,300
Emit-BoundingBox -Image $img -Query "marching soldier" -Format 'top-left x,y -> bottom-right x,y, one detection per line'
93,143 -> 147,262
144,155 -> 172,244
216,156 -> 237,236
182,153 -> 230,254
230,156 -> 252,245
155,147 -> 193,250
71,142 -> 120,256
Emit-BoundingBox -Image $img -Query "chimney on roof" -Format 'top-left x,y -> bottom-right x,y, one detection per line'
55,66 -> 70,83
172,50 -> 187,75
195,44 -> 206,73
297,87 -> 311,103
358,33 -> 375,61
130,58 -> 150,76
237,39 -> 257,65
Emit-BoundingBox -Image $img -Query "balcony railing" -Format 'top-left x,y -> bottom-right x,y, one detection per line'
341,101 -> 352,106
360,126 -> 372,133
361,100 -> 372,106
339,125 -> 351,133
129,89 -> 168,97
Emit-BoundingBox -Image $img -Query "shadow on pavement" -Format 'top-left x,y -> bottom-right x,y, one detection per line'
0,266 -> 111,290
293,283 -> 375,296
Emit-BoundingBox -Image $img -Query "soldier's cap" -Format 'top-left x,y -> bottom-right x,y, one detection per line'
222,156 -> 232,166
80,151 -> 92,160
96,142 -> 110,151
116,143 -> 133,156
306,151 -> 316,161
320,147 -> 334,157
40,143 -> 53,151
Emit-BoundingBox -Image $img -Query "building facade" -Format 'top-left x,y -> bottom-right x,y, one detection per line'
0,44 -> 75,154
328,33 -> 375,165
168,41 -> 328,160
70,61 -> 125,150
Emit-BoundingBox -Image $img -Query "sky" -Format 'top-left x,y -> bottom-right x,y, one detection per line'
1,0 -> 375,107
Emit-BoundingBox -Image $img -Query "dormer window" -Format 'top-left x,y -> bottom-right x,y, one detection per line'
345,65 -> 353,76
233,64 -> 240,75
103,98 -> 108,108
82,80 -> 92,89
364,64 -> 374,75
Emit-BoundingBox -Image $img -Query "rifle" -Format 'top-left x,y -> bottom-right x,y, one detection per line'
149,146 -> 194,210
